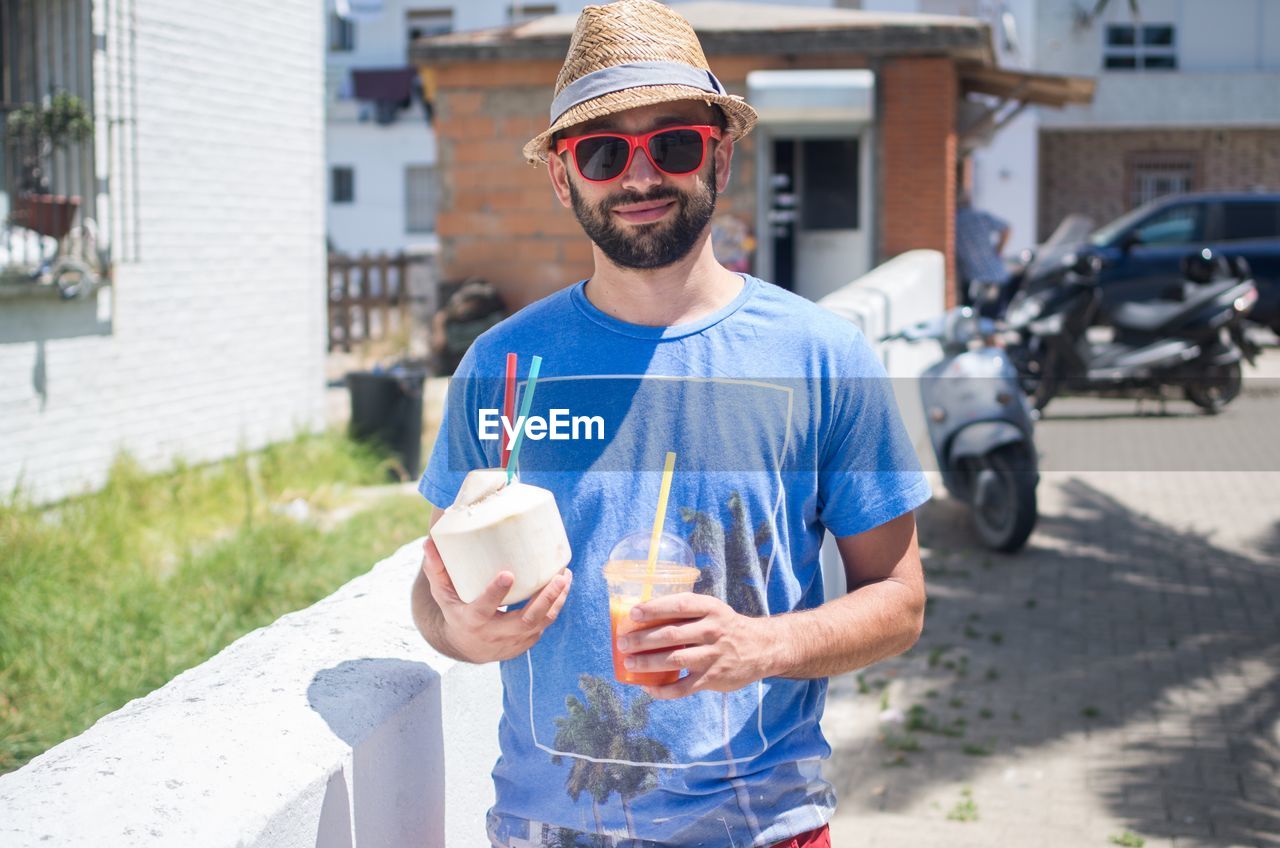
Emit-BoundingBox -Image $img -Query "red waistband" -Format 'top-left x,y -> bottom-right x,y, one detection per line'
767,824 -> 830,848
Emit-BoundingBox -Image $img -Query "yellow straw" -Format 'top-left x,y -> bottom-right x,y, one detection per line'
642,452 -> 677,602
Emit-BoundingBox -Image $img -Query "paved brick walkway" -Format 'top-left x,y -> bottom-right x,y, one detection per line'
824,353 -> 1280,848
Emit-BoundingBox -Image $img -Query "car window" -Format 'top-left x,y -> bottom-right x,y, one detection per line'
1132,203 -> 1204,246
1220,201 -> 1280,241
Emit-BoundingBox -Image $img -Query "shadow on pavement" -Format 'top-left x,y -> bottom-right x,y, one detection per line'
826,479 -> 1280,847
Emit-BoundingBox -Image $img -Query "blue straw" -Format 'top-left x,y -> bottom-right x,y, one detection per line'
506,355 -> 542,485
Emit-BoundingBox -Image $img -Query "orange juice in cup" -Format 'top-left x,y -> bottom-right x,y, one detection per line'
603,532 -> 699,686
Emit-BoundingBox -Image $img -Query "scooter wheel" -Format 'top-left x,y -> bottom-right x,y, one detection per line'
1184,361 -> 1242,415
970,445 -> 1038,553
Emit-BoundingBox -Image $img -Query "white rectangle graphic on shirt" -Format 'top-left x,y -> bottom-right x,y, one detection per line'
522,374 -> 795,769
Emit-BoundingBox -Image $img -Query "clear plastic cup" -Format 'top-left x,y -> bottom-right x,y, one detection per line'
603,531 -> 699,686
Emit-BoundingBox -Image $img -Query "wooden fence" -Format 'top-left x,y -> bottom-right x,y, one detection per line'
327,252 -> 430,353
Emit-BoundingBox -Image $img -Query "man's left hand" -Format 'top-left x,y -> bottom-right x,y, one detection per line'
617,593 -> 777,700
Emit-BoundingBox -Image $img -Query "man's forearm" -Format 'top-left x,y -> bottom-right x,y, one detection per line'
762,578 -> 924,679
410,569 -> 474,662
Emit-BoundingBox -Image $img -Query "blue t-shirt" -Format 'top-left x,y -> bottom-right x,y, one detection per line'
420,274 -> 931,847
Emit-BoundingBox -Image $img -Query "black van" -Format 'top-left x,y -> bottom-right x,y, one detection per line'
1076,192 -> 1280,331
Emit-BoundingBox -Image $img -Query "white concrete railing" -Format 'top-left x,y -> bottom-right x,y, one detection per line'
817,249 -> 945,595
0,539 -> 501,848
0,252 -> 944,847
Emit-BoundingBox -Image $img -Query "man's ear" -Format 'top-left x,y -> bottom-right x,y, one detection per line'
547,151 -> 574,209
713,133 -> 733,193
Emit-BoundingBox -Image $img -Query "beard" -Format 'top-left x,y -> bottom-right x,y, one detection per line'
568,160 -> 717,270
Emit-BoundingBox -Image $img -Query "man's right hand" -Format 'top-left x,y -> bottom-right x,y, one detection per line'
419,537 -> 572,664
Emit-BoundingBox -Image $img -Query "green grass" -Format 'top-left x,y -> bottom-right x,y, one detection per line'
947,787 -> 978,822
883,732 -> 921,753
1109,831 -> 1145,847
0,432 -> 432,774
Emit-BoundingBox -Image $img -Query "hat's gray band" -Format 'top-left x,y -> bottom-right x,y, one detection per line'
549,61 -> 726,124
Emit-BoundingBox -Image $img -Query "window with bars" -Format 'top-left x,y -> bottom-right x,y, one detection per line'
404,164 -> 437,234
331,166 -> 354,204
1127,152 -> 1196,209
1,0 -> 138,285
1104,23 -> 1177,71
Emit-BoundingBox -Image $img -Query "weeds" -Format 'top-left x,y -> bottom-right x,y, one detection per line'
883,733 -> 921,753
947,787 -> 978,822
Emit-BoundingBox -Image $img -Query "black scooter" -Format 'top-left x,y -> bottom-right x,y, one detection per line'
884,308 -> 1039,552
1003,250 -> 1260,414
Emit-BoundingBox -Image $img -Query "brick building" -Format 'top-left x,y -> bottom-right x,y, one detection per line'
410,3 -> 1092,311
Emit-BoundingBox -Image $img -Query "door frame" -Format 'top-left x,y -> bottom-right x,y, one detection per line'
753,121 -> 876,295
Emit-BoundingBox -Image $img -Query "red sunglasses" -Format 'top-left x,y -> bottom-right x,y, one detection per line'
555,124 -> 723,183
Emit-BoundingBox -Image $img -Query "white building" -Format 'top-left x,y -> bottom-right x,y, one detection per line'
0,0 -> 327,504
1032,0 -> 1280,238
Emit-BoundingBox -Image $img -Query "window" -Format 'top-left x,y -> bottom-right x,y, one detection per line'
331,166 -> 355,204
1127,152 -> 1196,208
1220,202 -> 1280,242
1104,23 -> 1176,71
328,12 -> 355,52
1132,203 -> 1204,246
801,138 -> 859,231
508,3 -> 557,25
407,8 -> 453,41
405,165 -> 438,233
1,0 -> 126,273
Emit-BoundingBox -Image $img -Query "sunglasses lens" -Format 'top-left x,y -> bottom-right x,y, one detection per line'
575,136 -> 631,181
649,129 -> 704,174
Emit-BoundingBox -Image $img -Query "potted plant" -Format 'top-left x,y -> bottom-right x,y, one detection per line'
5,91 -> 93,239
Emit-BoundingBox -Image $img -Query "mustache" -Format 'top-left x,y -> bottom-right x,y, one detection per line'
599,186 -> 683,213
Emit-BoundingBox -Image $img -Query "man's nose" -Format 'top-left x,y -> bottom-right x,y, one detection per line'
619,144 -> 663,193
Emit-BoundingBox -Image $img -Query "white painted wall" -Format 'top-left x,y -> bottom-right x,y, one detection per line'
0,0 -> 327,504
327,120 -> 437,254
967,0 -> 1039,254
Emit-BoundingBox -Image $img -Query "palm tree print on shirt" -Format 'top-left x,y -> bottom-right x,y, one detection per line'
551,674 -> 670,837
680,490 -> 772,617
681,490 -> 773,833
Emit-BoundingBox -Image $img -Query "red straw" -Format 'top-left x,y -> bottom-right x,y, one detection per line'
501,353 -> 517,469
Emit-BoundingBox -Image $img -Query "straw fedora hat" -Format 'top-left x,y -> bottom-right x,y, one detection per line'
522,0 -> 758,164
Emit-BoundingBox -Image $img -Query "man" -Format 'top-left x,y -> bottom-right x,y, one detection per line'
956,190 -> 1013,315
411,2 -> 930,844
